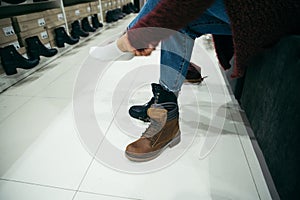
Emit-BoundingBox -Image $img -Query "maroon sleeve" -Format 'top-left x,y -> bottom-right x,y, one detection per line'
127,0 -> 215,49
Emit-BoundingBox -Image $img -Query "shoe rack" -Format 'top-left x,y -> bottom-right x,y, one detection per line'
0,0 -> 133,92
0,1 -> 60,19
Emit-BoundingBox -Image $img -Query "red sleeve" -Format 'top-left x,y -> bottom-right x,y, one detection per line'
127,0 -> 215,49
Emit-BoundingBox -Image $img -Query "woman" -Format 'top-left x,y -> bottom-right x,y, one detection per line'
93,0 -> 300,161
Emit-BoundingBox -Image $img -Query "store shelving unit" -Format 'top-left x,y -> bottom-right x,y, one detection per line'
0,0 -> 128,92
0,0 -> 60,19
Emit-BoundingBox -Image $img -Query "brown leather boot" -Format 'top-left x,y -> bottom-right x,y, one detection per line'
125,103 -> 180,162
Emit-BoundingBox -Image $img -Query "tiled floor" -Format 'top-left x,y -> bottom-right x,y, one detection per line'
0,16 -> 271,199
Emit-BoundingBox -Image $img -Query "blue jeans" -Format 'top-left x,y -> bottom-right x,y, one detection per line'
128,0 -> 232,92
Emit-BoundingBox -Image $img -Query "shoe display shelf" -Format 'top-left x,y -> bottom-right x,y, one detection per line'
0,0 -> 59,18
0,0 -> 134,92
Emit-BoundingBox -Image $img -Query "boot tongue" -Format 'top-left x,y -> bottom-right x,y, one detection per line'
147,104 -> 167,122
142,105 -> 167,138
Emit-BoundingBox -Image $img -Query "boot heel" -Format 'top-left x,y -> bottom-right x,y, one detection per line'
2,64 -> 17,75
169,132 -> 181,148
56,39 -> 65,48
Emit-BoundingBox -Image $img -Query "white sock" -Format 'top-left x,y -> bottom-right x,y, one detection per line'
89,41 -> 134,61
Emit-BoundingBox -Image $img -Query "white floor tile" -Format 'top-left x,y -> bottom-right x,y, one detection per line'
36,72 -> 76,99
0,95 -> 31,122
74,191 -> 139,200
0,97 -> 69,176
228,109 -> 272,200
78,113 -> 260,200
2,60 -> 72,97
205,131 -> 259,200
79,156 -> 212,200
0,180 -> 75,200
0,98 -> 92,189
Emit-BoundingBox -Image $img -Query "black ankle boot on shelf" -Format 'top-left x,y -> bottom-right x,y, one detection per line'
128,2 -> 139,13
120,8 -> 127,17
114,9 -> 124,20
25,36 -> 58,60
106,10 -> 118,23
111,10 -> 121,20
71,20 -> 89,39
81,17 -> 96,32
105,11 -> 112,23
0,45 -> 39,76
129,83 -> 178,122
122,4 -> 132,15
54,27 -> 79,48
91,14 -> 103,29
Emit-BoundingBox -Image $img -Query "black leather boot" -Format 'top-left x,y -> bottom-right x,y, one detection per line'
91,14 -> 103,29
25,36 -> 58,60
0,45 -> 39,76
122,4 -> 132,15
71,20 -> 89,39
54,27 -> 79,48
114,8 -> 125,20
106,10 -> 118,23
117,8 -> 126,18
128,2 -> 139,13
129,83 -> 177,122
111,9 -> 122,21
81,17 -> 96,32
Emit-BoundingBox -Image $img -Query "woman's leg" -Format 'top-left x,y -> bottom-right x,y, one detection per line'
127,0 -> 231,93
160,12 -> 231,92
128,0 -> 232,122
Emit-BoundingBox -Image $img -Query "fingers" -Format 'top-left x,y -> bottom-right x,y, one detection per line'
134,50 -> 142,56
143,48 -> 154,55
118,32 -> 157,56
134,50 -> 149,56
134,48 -> 155,56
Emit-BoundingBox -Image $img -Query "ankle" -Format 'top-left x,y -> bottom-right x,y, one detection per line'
159,83 -> 179,98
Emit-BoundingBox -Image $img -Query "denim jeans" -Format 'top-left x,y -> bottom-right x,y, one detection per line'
128,0 -> 232,92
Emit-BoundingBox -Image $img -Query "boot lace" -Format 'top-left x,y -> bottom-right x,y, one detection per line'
142,118 -> 164,139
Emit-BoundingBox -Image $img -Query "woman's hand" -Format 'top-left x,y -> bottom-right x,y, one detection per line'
117,33 -> 155,56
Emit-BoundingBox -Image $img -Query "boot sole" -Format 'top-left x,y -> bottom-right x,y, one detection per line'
125,132 -> 181,162
184,76 -> 207,84
138,116 -> 150,122
184,78 -> 202,83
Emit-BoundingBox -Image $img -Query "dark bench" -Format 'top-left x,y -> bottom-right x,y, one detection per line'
239,35 -> 300,200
